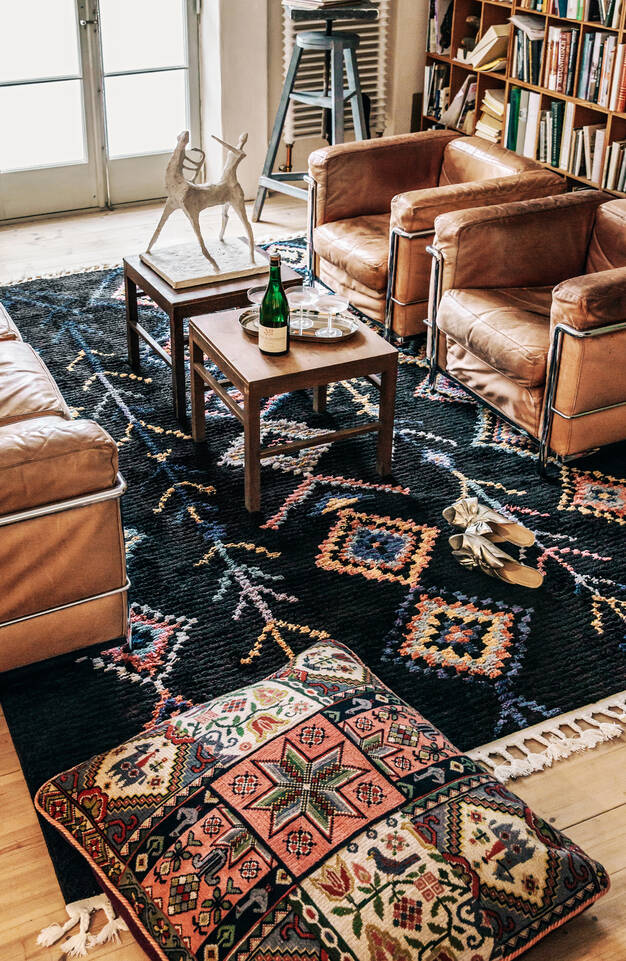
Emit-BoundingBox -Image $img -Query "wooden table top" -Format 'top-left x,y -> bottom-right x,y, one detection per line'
190,309 -> 397,394
123,248 -> 301,313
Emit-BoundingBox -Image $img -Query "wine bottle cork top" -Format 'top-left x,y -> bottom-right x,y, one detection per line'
269,253 -> 281,266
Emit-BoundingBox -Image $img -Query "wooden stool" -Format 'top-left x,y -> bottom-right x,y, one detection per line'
252,3 -> 377,223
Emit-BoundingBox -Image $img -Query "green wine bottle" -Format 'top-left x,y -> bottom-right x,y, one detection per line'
259,253 -> 290,356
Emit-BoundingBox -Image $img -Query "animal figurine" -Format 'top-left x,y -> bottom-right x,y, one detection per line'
146,130 -> 256,270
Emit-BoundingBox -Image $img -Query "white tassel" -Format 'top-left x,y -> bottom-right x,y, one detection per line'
470,691 -> 626,783
37,894 -> 127,958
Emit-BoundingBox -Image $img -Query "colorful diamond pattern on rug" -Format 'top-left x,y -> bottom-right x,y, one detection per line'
37,642 -> 609,961
316,509 -> 439,586
558,467 -> 626,526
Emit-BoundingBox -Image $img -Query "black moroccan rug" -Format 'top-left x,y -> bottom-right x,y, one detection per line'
1,241 -> 625,902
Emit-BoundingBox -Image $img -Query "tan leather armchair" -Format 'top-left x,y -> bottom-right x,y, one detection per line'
0,305 -> 128,671
307,132 -> 566,339
428,191 -> 626,473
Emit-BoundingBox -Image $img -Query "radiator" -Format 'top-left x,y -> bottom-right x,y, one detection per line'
281,0 -> 391,142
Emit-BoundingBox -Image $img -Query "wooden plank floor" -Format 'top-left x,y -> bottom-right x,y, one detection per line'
0,199 -> 624,960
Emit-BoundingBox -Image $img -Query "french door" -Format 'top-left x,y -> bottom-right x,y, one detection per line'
0,0 -> 201,221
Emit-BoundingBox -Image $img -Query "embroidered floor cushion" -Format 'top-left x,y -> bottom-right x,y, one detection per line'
37,640 -> 609,961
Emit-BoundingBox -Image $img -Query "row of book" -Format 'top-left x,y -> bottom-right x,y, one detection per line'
519,0 -> 621,27
543,27 -> 578,94
511,15 -> 545,85
424,63 -> 450,120
427,0 -> 453,56
577,34 -> 626,108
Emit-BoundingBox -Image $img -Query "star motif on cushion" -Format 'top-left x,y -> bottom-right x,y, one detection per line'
249,739 -> 363,839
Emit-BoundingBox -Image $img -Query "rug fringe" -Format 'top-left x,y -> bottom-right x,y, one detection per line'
469,691 -> 626,782
37,893 -> 128,957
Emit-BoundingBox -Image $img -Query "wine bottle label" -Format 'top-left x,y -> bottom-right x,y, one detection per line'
258,324 -> 288,353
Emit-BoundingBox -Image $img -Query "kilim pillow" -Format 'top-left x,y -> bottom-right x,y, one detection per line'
37,640 -> 609,961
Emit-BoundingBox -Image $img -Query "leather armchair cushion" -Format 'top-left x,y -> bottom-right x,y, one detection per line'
309,129 -> 459,225
585,199 -> 626,272
439,136 -> 544,185
392,170 -> 564,233
437,287 -> 552,387
0,415 -> 119,516
435,191 -> 606,292
0,304 -> 21,342
314,213 -> 390,292
552,267 -> 626,332
0,341 -> 70,426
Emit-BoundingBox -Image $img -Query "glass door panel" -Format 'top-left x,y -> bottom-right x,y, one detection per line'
0,0 -> 100,219
99,0 -> 199,205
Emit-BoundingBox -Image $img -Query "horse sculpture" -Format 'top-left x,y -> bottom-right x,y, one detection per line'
146,130 -> 256,270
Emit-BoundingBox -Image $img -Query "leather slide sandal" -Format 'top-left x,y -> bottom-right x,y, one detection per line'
449,533 -> 544,589
443,496 -> 535,547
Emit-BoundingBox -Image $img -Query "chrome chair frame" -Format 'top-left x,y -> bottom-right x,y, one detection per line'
427,244 -> 626,475
0,471 -> 130,632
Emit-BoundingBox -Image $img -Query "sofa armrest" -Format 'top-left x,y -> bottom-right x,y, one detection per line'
308,129 -> 460,225
0,417 -> 119,517
551,268 -> 626,332
391,169 -> 565,233
433,190 -> 608,292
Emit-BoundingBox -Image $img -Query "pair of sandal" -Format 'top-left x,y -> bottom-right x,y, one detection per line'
443,497 -> 543,589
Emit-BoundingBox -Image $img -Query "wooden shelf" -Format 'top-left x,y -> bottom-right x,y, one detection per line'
422,0 -> 626,195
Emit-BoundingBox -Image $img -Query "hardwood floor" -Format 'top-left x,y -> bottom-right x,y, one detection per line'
0,200 -> 624,961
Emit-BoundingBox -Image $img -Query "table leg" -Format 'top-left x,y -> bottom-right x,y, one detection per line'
170,312 -> 187,426
376,361 -> 397,476
313,385 -> 327,414
244,389 -> 261,512
124,272 -> 140,372
190,336 -> 206,444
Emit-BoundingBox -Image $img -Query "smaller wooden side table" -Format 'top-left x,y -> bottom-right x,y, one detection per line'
123,250 -> 301,425
189,310 -> 398,512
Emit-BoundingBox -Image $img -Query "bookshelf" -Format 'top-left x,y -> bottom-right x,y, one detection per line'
423,0 -> 626,195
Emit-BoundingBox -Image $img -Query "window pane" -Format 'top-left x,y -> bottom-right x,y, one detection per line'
104,70 -> 187,158
0,80 -> 86,171
100,0 -> 186,74
0,0 -> 80,83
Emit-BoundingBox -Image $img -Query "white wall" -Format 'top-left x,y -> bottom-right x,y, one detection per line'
199,0 -> 428,199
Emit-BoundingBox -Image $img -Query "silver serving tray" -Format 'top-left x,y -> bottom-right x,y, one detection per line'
240,307 -> 358,344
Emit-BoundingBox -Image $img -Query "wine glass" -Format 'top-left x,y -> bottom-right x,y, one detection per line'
287,285 -> 318,332
247,284 -> 265,307
315,293 -> 349,339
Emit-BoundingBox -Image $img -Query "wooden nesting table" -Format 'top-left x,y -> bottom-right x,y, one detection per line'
189,310 -> 398,511
123,250 -> 301,425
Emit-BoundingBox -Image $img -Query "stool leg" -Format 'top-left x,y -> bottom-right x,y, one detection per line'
253,44 -> 303,222
345,47 -> 368,141
330,41 -> 345,145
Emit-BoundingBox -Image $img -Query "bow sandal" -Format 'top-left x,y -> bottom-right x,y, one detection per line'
449,532 -> 543,589
443,496 -> 535,547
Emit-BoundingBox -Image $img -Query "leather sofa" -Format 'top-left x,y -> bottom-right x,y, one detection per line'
428,192 -> 626,472
0,303 -> 128,671
307,132 -> 566,339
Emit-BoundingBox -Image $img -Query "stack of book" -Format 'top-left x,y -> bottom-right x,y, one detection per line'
468,23 -> 510,72
518,0 -> 621,24
424,63 -> 450,120
578,31 -> 619,106
427,0 -> 453,55
602,138 -> 626,189
510,14 -> 544,85
475,88 -> 505,143
543,26 -> 579,95
505,87 -> 542,157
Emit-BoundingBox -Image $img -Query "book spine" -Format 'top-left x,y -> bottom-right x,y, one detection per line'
578,33 -> 592,99
566,30 -> 578,95
618,54 -> 626,111
551,101 -> 564,167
